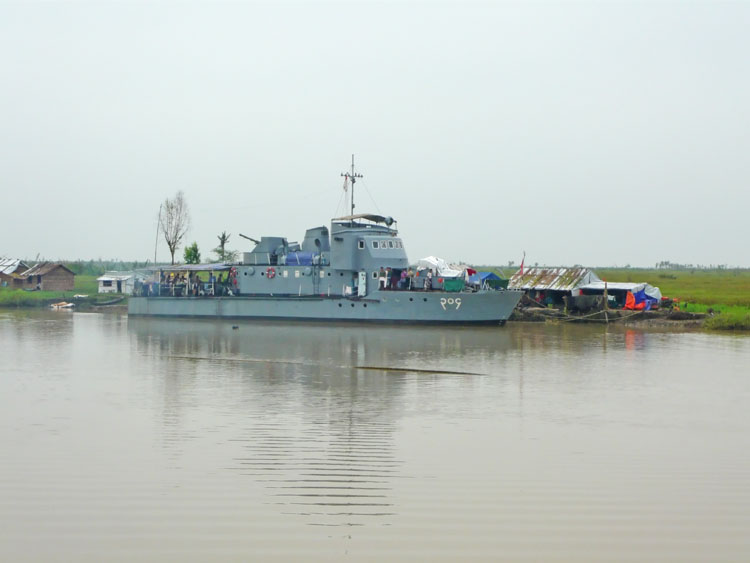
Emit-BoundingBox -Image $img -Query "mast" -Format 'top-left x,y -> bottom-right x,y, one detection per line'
341,154 -> 363,220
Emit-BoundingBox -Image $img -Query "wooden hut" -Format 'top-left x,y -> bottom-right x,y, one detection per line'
14,262 -> 75,291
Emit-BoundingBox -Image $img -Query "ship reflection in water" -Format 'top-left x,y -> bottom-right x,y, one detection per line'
127,318 -> 516,528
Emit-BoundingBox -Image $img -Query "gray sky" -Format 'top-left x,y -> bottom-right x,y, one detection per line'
2,1 -> 748,267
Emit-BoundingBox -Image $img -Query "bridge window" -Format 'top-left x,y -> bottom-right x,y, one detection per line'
372,241 -> 378,249
358,240 -> 365,249
388,241 -> 395,249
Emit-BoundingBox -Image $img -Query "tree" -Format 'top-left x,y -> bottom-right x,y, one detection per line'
213,231 -> 239,263
160,191 -> 190,264
184,242 -> 201,264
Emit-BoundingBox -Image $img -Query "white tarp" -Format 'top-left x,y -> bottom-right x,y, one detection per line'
580,281 -> 662,301
416,256 -> 463,278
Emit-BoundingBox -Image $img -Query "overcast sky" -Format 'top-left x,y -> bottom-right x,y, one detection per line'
1,1 -> 748,267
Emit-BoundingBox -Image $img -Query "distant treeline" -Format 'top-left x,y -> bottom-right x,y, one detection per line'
33,260 -> 161,277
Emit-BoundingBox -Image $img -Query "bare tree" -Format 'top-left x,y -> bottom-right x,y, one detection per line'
160,191 -> 190,264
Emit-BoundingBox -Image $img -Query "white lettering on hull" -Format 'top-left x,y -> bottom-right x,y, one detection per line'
440,297 -> 462,311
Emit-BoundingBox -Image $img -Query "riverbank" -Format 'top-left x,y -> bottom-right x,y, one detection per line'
494,266 -> 750,331
510,306 -> 708,329
0,273 -> 127,311
2,269 -> 748,330
0,290 -> 128,311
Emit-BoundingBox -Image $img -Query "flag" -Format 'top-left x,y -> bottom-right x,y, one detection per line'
343,176 -> 348,192
520,251 -> 525,275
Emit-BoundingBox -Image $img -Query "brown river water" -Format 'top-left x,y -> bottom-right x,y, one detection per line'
1,310 -> 748,562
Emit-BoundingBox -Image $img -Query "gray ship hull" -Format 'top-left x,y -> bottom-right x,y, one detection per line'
127,289 -> 522,324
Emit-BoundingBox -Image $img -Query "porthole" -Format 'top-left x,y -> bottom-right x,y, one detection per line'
409,297 -> 414,302
351,303 -> 355,307
244,272 -> 247,276
338,303 -> 342,307
327,272 -> 331,276
423,298 -> 427,302
363,304 -> 367,308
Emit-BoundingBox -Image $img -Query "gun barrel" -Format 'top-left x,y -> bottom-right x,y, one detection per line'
239,233 -> 260,244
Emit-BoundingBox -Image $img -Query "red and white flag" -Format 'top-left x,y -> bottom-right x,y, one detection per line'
520,251 -> 525,275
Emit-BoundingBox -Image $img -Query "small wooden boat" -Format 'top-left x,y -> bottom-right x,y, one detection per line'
91,296 -> 125,307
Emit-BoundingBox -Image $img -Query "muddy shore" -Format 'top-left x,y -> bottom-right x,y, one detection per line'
510,306 -> 707,328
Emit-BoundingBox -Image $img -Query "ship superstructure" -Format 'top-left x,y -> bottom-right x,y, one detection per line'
128,160 -> 522,324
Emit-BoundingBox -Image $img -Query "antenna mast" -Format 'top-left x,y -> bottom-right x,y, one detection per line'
341,154 -> 363,219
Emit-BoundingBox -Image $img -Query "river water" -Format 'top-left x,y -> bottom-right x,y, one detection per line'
1,310 -> 748,562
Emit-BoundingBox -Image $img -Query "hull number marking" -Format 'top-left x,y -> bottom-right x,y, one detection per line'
440,297 -> 462,310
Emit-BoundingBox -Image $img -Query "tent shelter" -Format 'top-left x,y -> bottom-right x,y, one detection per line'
468,271 -> 508,290
509,267 -> 662,309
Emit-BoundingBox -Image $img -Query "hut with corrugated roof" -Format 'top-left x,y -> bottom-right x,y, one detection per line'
0,258 -> 30,287
508,267 -> 599,307
13,262 -> 75,291
509,266 -> 663,310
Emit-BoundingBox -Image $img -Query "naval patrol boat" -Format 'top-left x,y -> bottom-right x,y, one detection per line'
128,161 -> 522,324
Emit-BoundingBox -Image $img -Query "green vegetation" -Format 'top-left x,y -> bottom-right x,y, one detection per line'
73,275 -> 100,295
66,260 -> 152,276
213,231 -> 239,262
703,311 -> 750,331
184,242 -> 201,264
594,268 -> 750,331
597,268 -> 750,308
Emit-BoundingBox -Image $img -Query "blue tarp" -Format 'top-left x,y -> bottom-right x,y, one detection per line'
468,271 -> 501,284
632,288 -> 659,311
285,252 -> 316,266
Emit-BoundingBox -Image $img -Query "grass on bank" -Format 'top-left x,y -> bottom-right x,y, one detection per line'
582,268 -> 750,331
597,268 -> 750,308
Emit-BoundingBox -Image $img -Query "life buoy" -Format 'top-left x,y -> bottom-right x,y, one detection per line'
266,267 -> 276,279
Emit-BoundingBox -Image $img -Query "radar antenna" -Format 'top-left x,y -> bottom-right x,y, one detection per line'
341,154 -> 363,219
